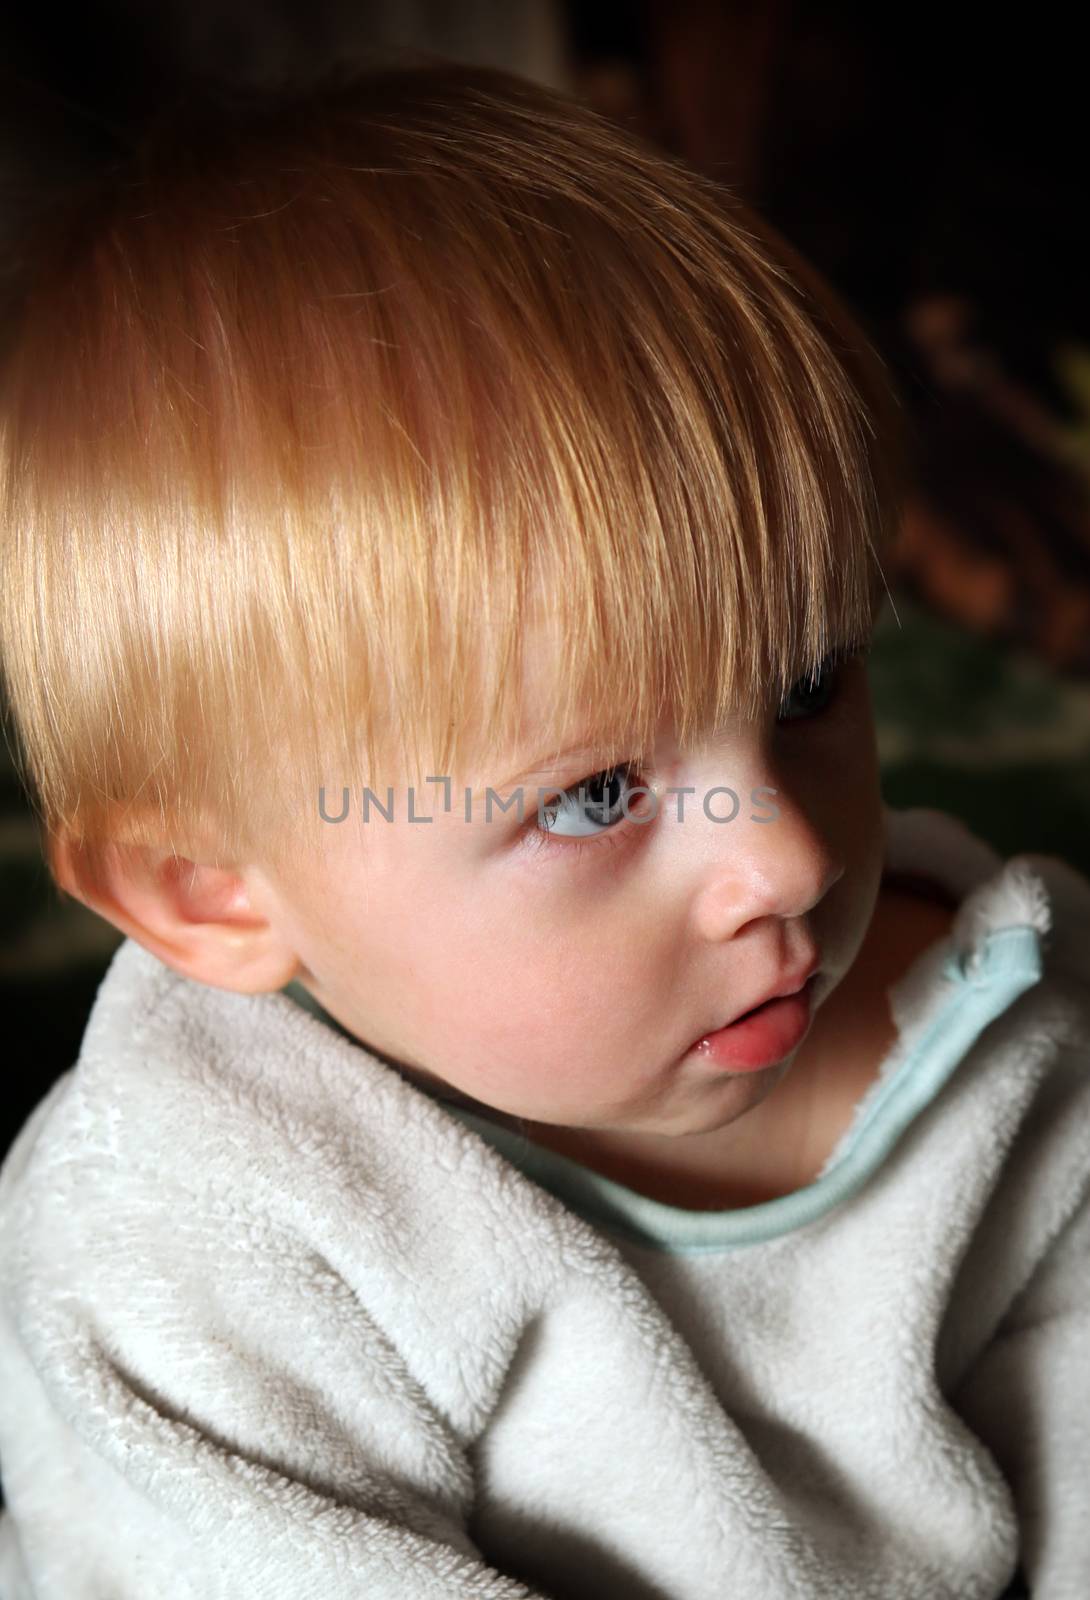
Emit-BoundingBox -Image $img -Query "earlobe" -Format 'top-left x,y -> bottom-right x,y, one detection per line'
44,823 -> 303,995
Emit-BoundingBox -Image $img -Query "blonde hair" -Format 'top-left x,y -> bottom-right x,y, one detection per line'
0,60 -> 904,886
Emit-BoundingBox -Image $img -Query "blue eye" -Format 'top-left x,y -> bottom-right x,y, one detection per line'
537,761 -> 647,839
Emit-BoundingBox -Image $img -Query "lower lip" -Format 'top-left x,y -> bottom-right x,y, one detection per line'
687,976 -> 817,1073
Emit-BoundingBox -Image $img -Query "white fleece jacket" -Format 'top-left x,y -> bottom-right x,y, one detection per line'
0,803 -> 1087,1599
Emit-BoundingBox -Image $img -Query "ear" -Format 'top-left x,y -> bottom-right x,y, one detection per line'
45,816 -> 304,994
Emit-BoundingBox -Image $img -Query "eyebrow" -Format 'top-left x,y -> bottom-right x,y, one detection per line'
480,739 -> 628,799
473,633 -> 875,799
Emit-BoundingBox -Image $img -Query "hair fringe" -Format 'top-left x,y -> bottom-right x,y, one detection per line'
0,59 -> 905,884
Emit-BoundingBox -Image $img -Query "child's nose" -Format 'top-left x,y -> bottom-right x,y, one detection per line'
685,787 -> 843,945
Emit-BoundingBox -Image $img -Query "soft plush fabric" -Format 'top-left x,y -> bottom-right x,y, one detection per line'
0,803 -> 1087,1597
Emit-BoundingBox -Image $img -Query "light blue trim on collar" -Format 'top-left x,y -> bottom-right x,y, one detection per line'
399,924 -> 1043,1255
280,923 -> 1043,1257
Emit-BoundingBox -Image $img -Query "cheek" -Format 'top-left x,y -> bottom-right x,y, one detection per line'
416,892 -> 658,1060
827,782 -> 886,958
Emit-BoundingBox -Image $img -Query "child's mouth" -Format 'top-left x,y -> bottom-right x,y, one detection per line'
686,976 -> 817,1074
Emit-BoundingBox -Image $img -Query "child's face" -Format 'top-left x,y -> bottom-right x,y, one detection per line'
248,621 -> 887,1148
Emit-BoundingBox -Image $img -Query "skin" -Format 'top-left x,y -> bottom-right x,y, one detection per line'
50,614 -> 957,1210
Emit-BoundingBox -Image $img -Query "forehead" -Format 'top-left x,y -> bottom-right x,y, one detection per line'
456,613 -> 691,802
463,576 -> 664,763
383,518 -> 880,803
450,608 -> 590,784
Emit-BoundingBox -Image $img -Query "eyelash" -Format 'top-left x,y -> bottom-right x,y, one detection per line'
519,765 -> 652,867
775,640 -> 869,724
519,642 -> 869,867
